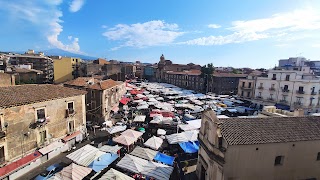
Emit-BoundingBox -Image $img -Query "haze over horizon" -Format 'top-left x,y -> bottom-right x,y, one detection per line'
1,0 -> 320,68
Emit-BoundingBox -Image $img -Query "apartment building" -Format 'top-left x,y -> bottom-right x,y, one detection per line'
8,50 -> 53,83
164,70 -> 204,92
207,73 -> 247,95
52,56 -> 82,83
0,85 -> 86,163
64,77 -> 126,123
254,66 -> 320,114
197,109 -> 320,180
237,74 -> 257,99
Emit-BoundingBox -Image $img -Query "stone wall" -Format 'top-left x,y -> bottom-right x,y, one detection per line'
0,73 -> 14,86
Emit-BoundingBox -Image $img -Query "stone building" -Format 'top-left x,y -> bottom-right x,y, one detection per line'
52,56 -> 82,84
0,73 -> 15,87
6,67 -> 43,84
164,70 -> 203,92
207,73 -> 247,95
253,66 -> 320,114
0,84 -> 86,163
237,74 -> 257,99
155,54 -> 201,82
8,50 -> 54,83
64,77 -> 126,123
197,109 -> 320,180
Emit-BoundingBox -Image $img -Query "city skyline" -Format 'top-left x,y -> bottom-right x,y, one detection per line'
1,0 -> 320,68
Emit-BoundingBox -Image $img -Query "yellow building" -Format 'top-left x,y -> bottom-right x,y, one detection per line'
53,56 -> 82,83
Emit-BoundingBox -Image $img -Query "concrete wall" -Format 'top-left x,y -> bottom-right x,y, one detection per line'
224,141 -> 320,180
0,94 -> 85,162
53,57 -> 77,83
0,73 -> 14,87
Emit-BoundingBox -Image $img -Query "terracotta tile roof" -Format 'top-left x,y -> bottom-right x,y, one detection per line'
64,77 -> 122,90
0,84 -> 87,108
212,73 -> 247,77
220,116 -> 320,145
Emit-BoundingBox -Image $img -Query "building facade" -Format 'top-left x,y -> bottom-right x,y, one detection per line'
254,67 -> 320,114
0,73 -> 15,87
164,70 -> 204,92
197,109 -> 320,180
52,56 -> 82,84
0,85 -> 86,163
64,77 -> 126,123
208,73 -> 247,95
8,50 -> 54,83
237,74 -> 257,99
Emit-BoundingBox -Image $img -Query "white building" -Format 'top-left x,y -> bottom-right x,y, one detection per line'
254,66 -> 320,114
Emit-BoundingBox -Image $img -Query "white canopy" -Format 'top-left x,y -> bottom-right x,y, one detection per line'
130,146 -> 158,161
99,168 -> 134,180
157,129 -> 166,136
99,145 -> 122,154
133,115 -> 146,122
66,145 -> 105,166
166,130 -> 199,144
117,154 -> 173,180
133,99 -> 144,103
121,129 -> 143,139
144,136 -> 163,150
150,115 -> 173,124
106,125 -> 127,134
53,163 -> 92,180
137,104 -> 149,110
113,135 -> 136,146
38,141 -> 64,155
178,119 -> 202,131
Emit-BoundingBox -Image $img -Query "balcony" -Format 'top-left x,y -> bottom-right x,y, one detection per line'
296,90 -> 305,94
272,77 -> 277,80
258,86 -> 264,90
256,96 -> 263,99
29,117 -> 49,129
66,108 -> 76,118
269,87 -> 276,91
279,100 -> 288,104
282,89 -> 290,93
294,102 -> 302,107
241,86 -> 252,90
311,91 -> 317,95
267,97 -> 274,101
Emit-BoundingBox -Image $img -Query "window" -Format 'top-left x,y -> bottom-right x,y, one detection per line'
258,92 -> 262,96
299,86 -> 304,92
248,82 -> 252,88
274,156 -> 284,166
0,146 -> 5,163
36,108 -> 45,120
271,84 -> 275,88
297,97 -> 302,103
241,91 -> 244,96
68,121 -> 75,133
260,83 -> 263,87
285,75 -> 290,81
284,85 -> 288,90
282,95 -> 287,101
91,90 -> 95,98
272,74 -> 276,80
317,152 -> 320,161
247,92 -> 250,97
242,82 -> 245,87
68,102 -> 74,110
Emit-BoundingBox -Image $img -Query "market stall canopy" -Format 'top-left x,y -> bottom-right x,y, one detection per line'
121,129 -> 143,139
144,136 -> 163,150
113,135 -> 136,146
133,115 -> 146,122
117,154 -> 173,180
53,163 -> 92,180
99,168 -> 134,180
66,145 -> 105,166
166,130 -> 199,144
153,152 -> 175,166
130,146 -> 158,161
120,97 -> 131,105
157,129 -> 166,136
88,153 -> 119,172
137,104 -> 149,110
178,119 -> 201,131
179,141 -> 200,153
106,125 -> 127,134
38,141 -> 64,155
99,145 -> 122,154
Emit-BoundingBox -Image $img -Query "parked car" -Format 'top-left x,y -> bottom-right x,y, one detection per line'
34,163 -> 65,180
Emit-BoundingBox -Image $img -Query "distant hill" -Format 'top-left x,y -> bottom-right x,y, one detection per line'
42,49 -> 98,60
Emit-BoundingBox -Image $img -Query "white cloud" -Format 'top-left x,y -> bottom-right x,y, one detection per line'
208,24 -> 221,29
101,25 -> 108,29
103,20 -> 184,50
69,0 -> 85,13
0,1 -> 84,54
181,32 -> 268,45
182,8 -> 320,46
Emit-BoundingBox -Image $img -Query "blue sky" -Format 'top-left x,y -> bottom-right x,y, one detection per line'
1,0 -> 320,68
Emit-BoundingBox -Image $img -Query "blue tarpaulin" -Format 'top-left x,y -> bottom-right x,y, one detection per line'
179,141 -> 199,153
275,103 -> 290,110
88,153 -> 118,172
154,152 -> 175,166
